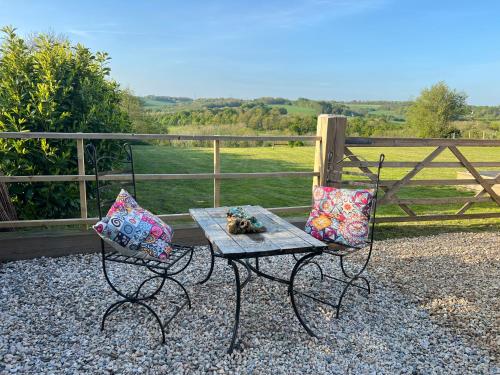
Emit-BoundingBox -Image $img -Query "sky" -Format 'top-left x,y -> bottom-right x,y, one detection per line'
1,0 -> 500,105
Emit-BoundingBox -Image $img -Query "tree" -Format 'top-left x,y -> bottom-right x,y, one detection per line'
407,82 -> 467,138
121,90 -> 162,134
0,26 -> 131,219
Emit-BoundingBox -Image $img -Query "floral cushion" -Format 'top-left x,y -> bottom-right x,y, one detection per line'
93,189 -> 174,261
305,186 -> 374,248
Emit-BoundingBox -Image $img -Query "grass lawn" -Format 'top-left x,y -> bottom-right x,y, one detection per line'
131,145 -> 500,223
141,98 -> 176,109
345,103 -> 406,120
9,143 -> 494,239
269,104 -> 318,115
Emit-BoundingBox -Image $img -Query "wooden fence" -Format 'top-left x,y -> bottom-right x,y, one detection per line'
0,115 -> 499,229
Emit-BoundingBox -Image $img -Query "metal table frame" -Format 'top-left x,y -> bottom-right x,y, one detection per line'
198,238 -> 325,354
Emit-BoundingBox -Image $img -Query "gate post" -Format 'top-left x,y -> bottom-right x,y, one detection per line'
313,115 -> 347,188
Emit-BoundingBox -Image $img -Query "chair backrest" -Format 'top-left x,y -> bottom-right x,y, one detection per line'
326,152 -> 385,246
85,143 -> 137,221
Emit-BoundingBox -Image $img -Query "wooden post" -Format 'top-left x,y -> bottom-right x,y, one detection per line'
76,138 -> 88,221
213,140 -> 221,207
313,115 -> 347,188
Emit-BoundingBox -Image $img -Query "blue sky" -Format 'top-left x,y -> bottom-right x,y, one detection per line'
1,0 -> 500,104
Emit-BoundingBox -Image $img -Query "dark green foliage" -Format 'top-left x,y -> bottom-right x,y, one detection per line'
347,116 -> 405,137
149,105 -> 317,134
121,90 -> 161,134
0,27 -> 131,219
253,97 -> 291,105
140,93 -> 498,140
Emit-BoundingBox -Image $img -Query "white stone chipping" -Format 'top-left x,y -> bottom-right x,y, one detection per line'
0,232 -> 498,374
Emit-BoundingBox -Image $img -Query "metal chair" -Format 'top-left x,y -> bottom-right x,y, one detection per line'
86,143 -> 194,344
289,153 -> 384,337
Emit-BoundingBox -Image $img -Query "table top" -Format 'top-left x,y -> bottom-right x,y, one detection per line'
189,205 -> 327,259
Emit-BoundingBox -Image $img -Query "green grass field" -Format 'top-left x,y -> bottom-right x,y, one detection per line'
130,145 -> 500,224
141,98 -> 177,109
269,104 -> 318,115
345,103 -> 406,119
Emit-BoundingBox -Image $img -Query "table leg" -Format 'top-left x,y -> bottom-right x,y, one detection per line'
198,241 -> 215,285
227,259 -> 241,354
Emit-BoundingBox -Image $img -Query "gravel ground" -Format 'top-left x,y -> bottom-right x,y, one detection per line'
368,231 -> 500,363
0,232 -> 498,374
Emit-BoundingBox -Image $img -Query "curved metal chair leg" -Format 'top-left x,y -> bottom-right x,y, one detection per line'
198,242 -> 215,285
227,259 -> 241,354
102,255 -> 130,300
101,300 -> 127,331
289,252 -> 322,338
166,276 -> 192,308
339,255 -> 370,293
135,300 -> 166,344
340,255 -> 354,279
166,246 -> 195,277
357,276 -> 371,293
335,277 -> 360,319
134,274 -> 168,302
293,253 -> 324,281
134,275 -> 164,299
294,258 -> 324,284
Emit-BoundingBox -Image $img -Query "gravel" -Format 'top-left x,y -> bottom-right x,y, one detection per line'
0,232 -> 498,374
368,231 -> 500,363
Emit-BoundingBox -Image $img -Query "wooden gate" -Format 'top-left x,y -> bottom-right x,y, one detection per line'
314,115 -> 500,223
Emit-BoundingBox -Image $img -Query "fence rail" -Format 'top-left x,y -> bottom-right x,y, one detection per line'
1,115 -> 499,229
0,172 -> 319,183
0,132 -> 321,228
0,132 -> 320,142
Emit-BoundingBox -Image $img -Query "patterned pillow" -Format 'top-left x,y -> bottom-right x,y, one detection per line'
305,186 -> 374,248
93,189 -> 174,261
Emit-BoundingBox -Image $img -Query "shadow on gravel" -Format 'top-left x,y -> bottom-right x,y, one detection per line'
376,221 -> 500,240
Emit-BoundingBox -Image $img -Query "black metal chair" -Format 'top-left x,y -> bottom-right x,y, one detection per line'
289,153 -> 384,337
86,143 -> 195,344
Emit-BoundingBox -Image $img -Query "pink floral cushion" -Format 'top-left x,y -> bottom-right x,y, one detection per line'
93,189 -> 174,261
305,186 -> 374,248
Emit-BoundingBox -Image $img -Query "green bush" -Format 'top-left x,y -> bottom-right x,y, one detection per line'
0,26 -> 131,220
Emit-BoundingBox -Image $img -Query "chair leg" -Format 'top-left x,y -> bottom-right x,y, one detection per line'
101,299 -> 166,344
101,259 -> 184,344
101,300 -> 127,331
135,300 -> 166,344
357,276 -> 371,294
339,255 -> 371,294
166,276 -> 192,308
335,276 -> 361,319
290,251 -> 375,337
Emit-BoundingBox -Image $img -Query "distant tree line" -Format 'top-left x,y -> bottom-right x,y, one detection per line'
148,105 -> 317,134
142,84 -> 500,139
